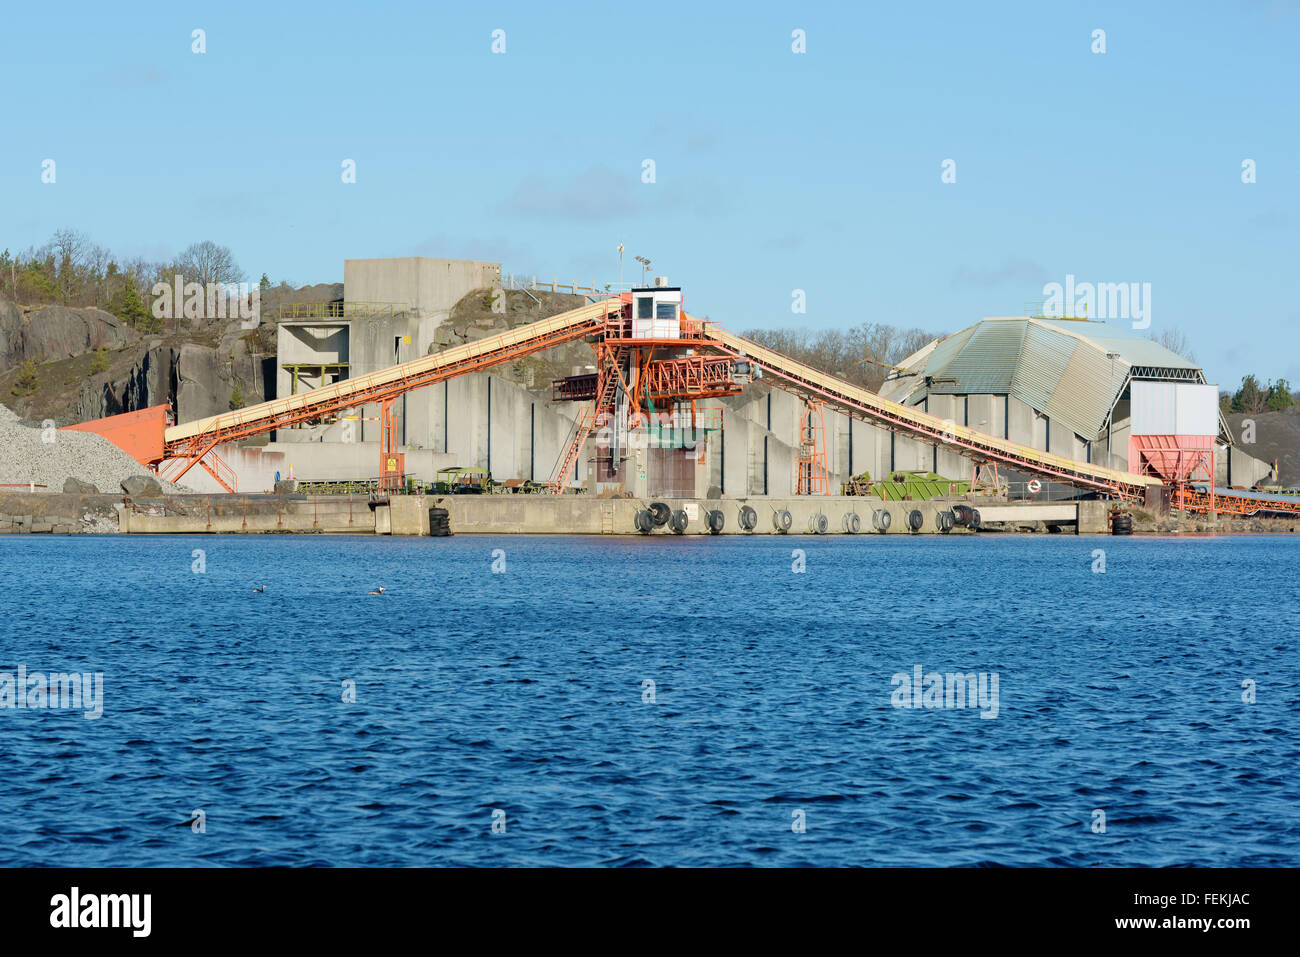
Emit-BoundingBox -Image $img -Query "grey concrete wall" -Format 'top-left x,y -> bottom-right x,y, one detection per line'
441,495 -> 981,536
343,258 -> 501,322
1219,443 -> 1273,487
1008,397 -> 1038,449
966,395 -> 1004,438
120,496 -> 376,534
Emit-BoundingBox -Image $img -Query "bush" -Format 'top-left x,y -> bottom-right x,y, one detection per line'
89,347 -> 110,374
230,384 -> 245,410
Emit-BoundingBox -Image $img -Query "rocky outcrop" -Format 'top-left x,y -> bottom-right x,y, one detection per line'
73,341 -> 179,421
0,301 -> 138,370
0,299 -> 22,370
66,325 -> 270,424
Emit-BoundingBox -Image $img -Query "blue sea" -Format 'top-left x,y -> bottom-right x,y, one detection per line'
0,533 -> 1296,867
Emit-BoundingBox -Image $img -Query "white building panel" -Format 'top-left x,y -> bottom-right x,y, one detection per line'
1173,382 -> 1219,437
1130,381 -> 1177,435
1131,380 -> 1217,436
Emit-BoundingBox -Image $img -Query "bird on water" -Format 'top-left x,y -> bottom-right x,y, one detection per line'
367,586 -> 386,595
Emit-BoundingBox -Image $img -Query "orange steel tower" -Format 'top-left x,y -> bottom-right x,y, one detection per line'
547,283 -> 743,494
796,398 -> 829,494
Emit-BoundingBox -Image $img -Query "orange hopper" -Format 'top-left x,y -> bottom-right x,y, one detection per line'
60,404 -> 169,467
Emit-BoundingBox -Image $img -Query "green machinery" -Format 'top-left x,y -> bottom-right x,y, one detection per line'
841,470 -> 969,500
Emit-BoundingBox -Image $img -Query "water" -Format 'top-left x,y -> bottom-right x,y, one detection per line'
0,533 -> 1296,867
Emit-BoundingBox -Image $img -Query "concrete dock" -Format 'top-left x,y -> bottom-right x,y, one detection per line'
60,492 -> 1113,536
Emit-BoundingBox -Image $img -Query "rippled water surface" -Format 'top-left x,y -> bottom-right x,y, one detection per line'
1,533 -> 1296,866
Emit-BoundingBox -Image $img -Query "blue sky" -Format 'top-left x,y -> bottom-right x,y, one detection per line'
2,0 -> 1296,388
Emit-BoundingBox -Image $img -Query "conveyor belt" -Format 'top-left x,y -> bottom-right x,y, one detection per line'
700,323 -> 1160,498
164,298 -> 622,455
156,293 -> 1161,499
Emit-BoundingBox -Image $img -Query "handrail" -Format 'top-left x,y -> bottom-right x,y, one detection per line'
270,301 -> 406,320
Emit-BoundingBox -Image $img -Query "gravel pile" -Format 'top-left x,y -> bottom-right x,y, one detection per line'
0,405 -> 185,493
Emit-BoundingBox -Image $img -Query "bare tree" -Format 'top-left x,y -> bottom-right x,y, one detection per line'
741,323 -> 939,392
173,240 -> 243,287
1148,326 -> 1197,364
46,228 -> 90,302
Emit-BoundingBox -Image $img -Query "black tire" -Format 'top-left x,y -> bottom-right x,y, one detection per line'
809,513 -> 828,534
773,509 -> 792,533
634,509 -> 654,534
649,502 -> 671,527
873,509 -> 892,532
969,508 -> 982,530
738,505 -> 758,531
937,510 -> 955,532
669,509 -> 689,533
952,504 -> 972,527
706,509 -> 725,534
907,509 -> 923,531
843,513 -> 860,534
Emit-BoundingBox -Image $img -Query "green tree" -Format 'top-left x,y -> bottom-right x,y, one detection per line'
1232,375 -> 1268,414
1267,379 -> 1295,411
111,272 -> 153,331
11,359 -> 39,396
259,273 -> 271,292
230,383 -> 246,410
90,347 -> 110,374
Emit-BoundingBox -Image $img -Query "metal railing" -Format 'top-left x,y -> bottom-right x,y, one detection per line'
503,274 -> 617,297
270,301 -> 406,320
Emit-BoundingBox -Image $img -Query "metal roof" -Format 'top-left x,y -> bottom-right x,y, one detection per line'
881,317 -> 1204,440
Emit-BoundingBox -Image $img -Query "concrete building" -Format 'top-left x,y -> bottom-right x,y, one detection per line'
873,316 -> 1272,488
180,263 -> 1272,496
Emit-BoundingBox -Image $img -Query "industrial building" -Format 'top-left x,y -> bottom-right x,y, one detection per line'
874,316 -> 1272,490
126,255 -> 1270,503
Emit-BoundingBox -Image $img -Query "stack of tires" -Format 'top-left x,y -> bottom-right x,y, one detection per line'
635,501 -> 673,534
1111,512 -> 1133,535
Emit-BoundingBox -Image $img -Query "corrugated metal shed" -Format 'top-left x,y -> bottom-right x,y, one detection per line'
929,321 -> 1024,395
1039,320 -> 1198,370
880,315 -> 1205,441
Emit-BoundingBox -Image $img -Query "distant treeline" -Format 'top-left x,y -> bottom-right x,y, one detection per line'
1221,376 -> 1295,414
740,324 -> 938,392
0,229 -> 280,333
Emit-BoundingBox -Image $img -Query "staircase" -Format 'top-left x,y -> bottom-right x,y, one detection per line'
547,353 -> 621,494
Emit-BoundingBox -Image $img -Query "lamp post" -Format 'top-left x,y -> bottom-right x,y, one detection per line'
617,242 -> 624,292
1106,352 -> 1121,468
635,255 -> 651,286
